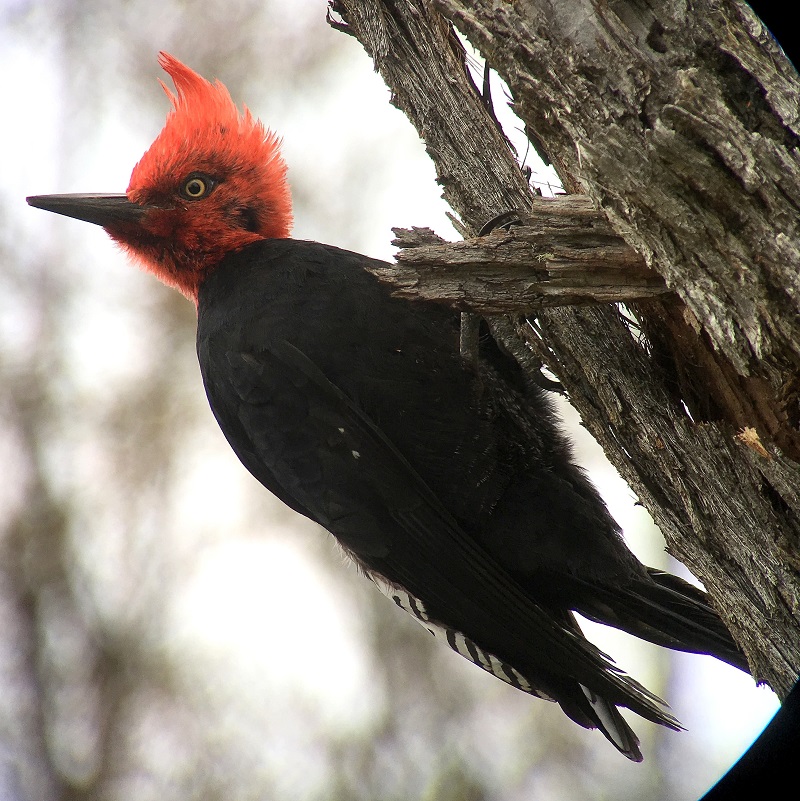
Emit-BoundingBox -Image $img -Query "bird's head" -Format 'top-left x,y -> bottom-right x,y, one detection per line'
27,52 -> 292,304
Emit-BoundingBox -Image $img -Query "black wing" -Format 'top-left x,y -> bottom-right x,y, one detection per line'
198,330 -> 680,758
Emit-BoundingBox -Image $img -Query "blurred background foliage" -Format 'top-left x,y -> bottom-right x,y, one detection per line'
0,1 -> 778,799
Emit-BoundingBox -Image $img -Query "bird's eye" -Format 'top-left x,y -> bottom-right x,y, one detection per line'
180,174 -> 214,200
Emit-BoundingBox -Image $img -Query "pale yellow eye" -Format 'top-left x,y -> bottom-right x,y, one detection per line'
181,175 -> 209,199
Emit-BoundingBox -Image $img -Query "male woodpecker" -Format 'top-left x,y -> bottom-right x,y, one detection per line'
28,53 -> 749,761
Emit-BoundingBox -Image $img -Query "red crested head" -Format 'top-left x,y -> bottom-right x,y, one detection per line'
72,53 -> 292,303
117,53 -> 292,301
27,54 -> 291,302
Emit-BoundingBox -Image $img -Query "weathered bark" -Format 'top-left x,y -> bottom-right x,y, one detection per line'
381,195 -> 668,311
331,0 -> 800,697
438,0 -> 800,377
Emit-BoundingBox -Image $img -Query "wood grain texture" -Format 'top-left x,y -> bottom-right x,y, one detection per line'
379,195 -> 667,310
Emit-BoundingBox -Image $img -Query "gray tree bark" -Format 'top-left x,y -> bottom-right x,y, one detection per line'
385,195 -> 668,311
331,0 -> 800,697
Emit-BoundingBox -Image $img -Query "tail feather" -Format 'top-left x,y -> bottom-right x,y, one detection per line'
552,660 -> 683,762
554,610 -> 682,761
377,575 -> 682,759
575,568 -> 749,672
579,684 -> 643,761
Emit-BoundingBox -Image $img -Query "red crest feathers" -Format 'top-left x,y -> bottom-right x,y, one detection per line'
111,53 -> 292,302
127,53 -> 291,240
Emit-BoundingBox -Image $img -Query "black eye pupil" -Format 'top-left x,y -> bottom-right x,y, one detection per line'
185,178 -> 206,197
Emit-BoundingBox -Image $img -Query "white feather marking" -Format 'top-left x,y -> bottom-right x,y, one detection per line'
580,684 -> 628,751
367,573 -> 552,700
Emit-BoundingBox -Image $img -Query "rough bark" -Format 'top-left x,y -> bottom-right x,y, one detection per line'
381,195 -> 668,311
331,0 -> 800,697
437,0 -> 800,377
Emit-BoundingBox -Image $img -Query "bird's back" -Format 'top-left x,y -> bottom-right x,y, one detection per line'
197,238 -> 531,530
194,238 -> 748,761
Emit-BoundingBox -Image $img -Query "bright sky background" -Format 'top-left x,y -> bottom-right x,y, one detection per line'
1,3 -> 782,798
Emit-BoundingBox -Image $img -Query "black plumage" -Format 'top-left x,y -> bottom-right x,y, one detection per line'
197,237 -> 747,761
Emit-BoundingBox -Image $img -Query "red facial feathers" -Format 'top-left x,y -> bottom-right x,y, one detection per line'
111,53 -> 292,303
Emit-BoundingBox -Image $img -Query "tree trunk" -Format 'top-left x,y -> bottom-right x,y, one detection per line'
331,0 -> 800,697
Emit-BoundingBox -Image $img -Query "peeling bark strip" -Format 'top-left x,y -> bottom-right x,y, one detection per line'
331,1 -> 800,696
378,196 -> 668,311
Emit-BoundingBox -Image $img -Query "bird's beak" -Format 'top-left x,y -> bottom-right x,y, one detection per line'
26,193 -> 148,228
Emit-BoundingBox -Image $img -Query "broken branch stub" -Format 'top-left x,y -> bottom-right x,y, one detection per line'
377,196 -> 668,312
